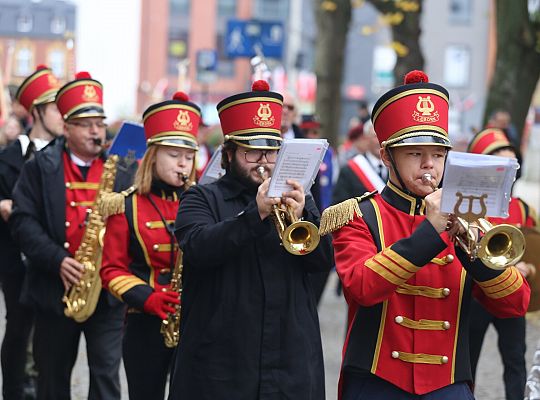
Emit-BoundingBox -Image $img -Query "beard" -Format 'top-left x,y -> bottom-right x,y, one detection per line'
229,154 -> 261,193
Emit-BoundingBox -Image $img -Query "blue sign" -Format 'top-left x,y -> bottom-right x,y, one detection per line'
225,19 -> 284,59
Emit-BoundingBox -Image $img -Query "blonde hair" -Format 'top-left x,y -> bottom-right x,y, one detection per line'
134,145 -> 197,195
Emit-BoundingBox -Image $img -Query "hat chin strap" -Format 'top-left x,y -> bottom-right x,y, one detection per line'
387,147 -> 414,197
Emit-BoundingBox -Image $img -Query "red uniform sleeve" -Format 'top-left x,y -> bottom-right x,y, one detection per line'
333,216 -> 446,307
470,263 -> 530,318
101,212 -> 147,301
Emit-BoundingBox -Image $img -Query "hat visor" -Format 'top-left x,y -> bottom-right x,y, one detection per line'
387,134 -> 452,148
233,138 -> 282,150
148,137 -> 199,151
66,106 -> 106,120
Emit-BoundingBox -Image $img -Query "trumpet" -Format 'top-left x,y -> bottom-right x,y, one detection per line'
422,173 -> 525,270
177,172 -> 195,189
257,167 -> 320,255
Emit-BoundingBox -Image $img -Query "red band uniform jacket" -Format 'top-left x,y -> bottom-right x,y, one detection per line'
100,182 -> 181,310
10,136 -> 137,315
332,182 -> 530,395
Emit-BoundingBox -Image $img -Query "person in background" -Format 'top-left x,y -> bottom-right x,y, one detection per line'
333,121 -> 387,205
300,114 -> 335,305
10,71 -> 136,400
100,92 -> 200,400
321,70 -> 530,400
280,91 -> 303,139
337,123 -> 365,167
0,116 -> 23,148
0,64 -> 62,400
168,81 -> 333,399
468,128 -> 537,400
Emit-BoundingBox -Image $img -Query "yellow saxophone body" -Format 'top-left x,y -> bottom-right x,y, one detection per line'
63,155 -> 119,322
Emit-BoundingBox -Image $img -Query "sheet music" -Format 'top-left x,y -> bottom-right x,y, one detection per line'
267,139 -> 329,198
198,145 -> 225,185
441,151 -> 519,218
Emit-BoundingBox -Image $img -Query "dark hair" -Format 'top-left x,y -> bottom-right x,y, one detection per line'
221,140 -> 237,170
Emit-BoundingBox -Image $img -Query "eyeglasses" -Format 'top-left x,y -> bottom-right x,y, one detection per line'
283,104 -> 295,111
68,121 -> 108,129
244,149 -> 278,163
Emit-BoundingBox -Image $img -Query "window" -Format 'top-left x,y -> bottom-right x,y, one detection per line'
170,0 -> 190,15
449,0 -> 471,24
17,14 -> 33,33
49,49 -> 66,78
51,16 -> 66,34
218,0 -> 236,16
15,47 -> 33,76
167,34 -> 189,75
443,45 -> 470,88
216,33 -> 235,77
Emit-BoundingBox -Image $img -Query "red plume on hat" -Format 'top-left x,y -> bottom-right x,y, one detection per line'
252,80 -> 270,91
404,70 -> 429,84
75,71 -> 92,80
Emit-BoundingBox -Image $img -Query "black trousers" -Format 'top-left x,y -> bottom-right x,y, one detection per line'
342,372 -> 475,400
33,291 -> 124,400
0,269 -> 35,400
123,313 -> 174,400
469,299 -> 526,400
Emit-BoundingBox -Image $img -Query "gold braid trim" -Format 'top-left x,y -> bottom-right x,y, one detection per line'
393,351 -> 448,365
99,185 -> 137,218
319,198 -> 362,236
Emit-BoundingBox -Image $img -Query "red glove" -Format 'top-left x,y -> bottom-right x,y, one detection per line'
143,290 -> 180,320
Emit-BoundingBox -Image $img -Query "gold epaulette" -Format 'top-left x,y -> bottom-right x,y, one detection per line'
319,190 -> 377,236
99,185 -> 137,218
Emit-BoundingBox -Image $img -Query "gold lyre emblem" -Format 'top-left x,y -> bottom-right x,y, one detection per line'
253,103 -> 275,127
173,110 -> 193,131
412,95 -> 439,123
82,85 -> 99,102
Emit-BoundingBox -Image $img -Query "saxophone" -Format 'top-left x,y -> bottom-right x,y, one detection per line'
161,251 -> 183,348
160,172 -> 193,347
63,155 -> 119,322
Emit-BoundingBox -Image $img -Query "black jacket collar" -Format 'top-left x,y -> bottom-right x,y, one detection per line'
150,179 -> 183,201
381,181 -> 426,216
218,173 -> 255,201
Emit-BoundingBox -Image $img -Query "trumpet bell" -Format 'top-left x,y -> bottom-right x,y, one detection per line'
282,220 -> 320,256
478,223 -> 526,270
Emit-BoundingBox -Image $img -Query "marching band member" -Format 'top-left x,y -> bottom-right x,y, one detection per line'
467,128 -> 537,400
168,81 -> 333,399
10,72 -> 135,400
320,71 -> 530,400
100,92 -> 199,400
0,64 -> 62,400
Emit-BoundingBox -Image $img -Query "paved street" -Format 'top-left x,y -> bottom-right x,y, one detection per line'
1,270 -> 540,399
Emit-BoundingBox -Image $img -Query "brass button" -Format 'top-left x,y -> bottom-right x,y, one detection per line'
161,288 -> 167,292
444,254 -> 454,263
395,316 -> 404,324
391,351 -> 399,359
69,201 -> 76,207
442,356 -> 449,364
442,288 -> 451,297
65,221 -> 71,228
65,182 -> 71,188
160,268 -> 171,275
63,242 -> 70,249
153,244 -> 159,251
145,222 -> 151,228
443,321 -> 451,330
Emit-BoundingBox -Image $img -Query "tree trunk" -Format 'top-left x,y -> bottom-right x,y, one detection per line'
314,0 -> 352,147
367,0 -> 425,83
484,1 -> 540,142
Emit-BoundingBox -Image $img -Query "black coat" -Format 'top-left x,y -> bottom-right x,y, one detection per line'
10,136 -> 137,315
169,174 -> 333,400
0,140 -> 26,275
332,163 -> 370,205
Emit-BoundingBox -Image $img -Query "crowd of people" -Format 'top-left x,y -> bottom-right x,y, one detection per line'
0,64 -> 536,400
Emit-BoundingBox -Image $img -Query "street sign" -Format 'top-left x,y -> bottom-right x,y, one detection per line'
196,49 -> 218,83
225,19 -> 284,59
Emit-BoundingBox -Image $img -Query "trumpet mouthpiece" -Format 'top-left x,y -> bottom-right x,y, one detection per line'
422,173 -> 438,191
